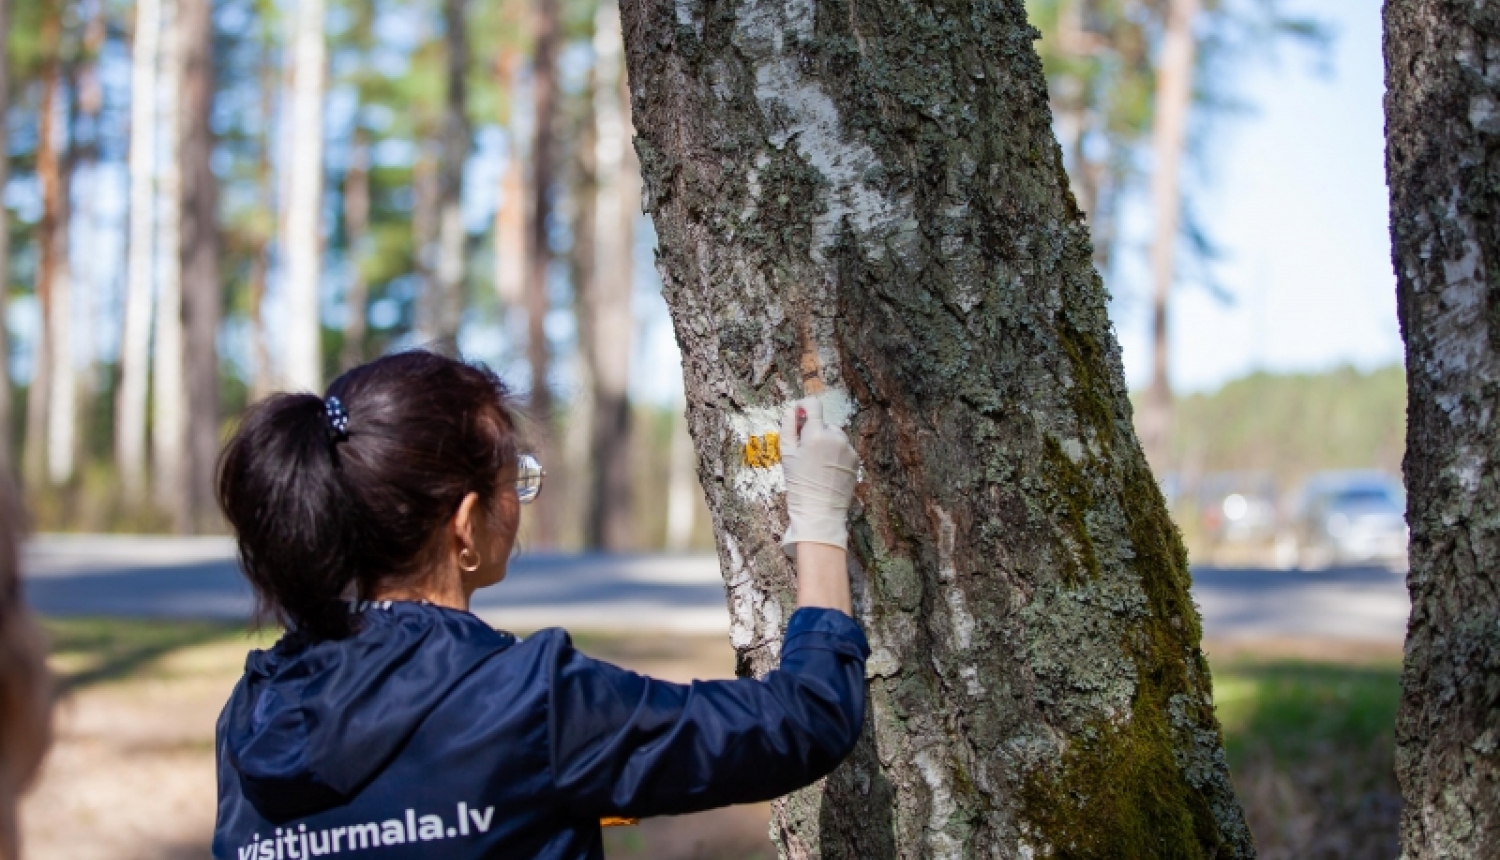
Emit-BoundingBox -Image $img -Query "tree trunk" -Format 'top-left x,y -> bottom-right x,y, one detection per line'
25,5 -> 64,488
569,53 -> 599,549
0,0 -> 13,476
1384,1 -> 1500,855
494,55 -> 526,309
1139,0 -> 1198,472
664,396 -> 697,551
43,78 -> 76,489
582,0 -> 637,550
282,0 -> 326,392
248,40 -> 276,400
619,0 -> 1253,856
526,0 -> 560,546
152,0 -> 186,522
431,0 -> 470,354
413,146 -> 440,345
178,0 -> 219,532
116,0 -> 162,499
340,129 -> 369,371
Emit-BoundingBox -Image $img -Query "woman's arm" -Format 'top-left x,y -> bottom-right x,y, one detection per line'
795,543 -> 851,615
545,610 -> 869,820
547,397 -> 868,819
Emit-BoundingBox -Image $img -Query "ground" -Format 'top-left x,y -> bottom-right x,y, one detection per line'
20,621 -> 1398,860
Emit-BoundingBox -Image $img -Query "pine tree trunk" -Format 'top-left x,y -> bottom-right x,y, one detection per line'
152,0 -> 186,522
583,0 -> 637,550
116,0 -> 162,499
494,55 -> 527,309
1138,0 -> 1197,472
178,0 -> 219,532
1384,1 -> 1500,855
25,6 -> 64,488
527,0 -> 561,546
0,0 -> 13,476
619,0 -> 1253,856
340,129 -> 369,371
282,0 -> 326,392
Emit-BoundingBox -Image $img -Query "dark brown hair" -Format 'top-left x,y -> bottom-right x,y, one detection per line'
217,351 -> 519,640
0,478 -> 51,860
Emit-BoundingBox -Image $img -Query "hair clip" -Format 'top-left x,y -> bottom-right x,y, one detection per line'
325,396 -> 350,442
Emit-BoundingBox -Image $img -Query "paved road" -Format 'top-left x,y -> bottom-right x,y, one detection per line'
21,535 -> 1410,641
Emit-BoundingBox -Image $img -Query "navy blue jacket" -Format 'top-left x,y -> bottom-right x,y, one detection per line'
213,601 -> 870,860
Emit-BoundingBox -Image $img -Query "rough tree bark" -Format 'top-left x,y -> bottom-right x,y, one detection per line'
179,0 -> 220,532
1384,2 -> 1500,856
117,0 -> 162,498
619,0 -> 1253,856
1138,0 -> 1198,471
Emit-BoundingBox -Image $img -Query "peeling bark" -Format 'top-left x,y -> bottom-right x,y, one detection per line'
619,0 -> 1252,855
1383,1 -> 1500,857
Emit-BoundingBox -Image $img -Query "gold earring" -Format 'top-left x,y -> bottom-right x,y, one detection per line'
458,548 -> 481,572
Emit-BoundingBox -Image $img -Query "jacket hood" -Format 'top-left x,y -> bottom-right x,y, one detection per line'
222,602 -> 511,822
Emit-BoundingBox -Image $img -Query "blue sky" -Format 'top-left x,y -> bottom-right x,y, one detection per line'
1111,0 -> 1399,392
631,0 -> 1400,403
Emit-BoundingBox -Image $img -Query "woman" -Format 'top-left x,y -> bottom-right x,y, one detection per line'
0,478 -> 53,860
212,351 -> 867,860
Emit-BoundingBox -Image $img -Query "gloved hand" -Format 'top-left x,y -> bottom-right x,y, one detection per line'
780,397 -> 858,557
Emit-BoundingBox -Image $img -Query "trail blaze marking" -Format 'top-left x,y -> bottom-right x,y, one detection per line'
743,433 -> 781,467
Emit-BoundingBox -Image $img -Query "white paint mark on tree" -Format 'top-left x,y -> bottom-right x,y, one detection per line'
732,0 -> 904,262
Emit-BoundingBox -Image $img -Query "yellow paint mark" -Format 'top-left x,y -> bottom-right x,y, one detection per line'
743,432 -> 782,467
600,817 -> 639,828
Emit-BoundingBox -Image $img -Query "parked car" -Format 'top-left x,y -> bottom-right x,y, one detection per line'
1195,472 -> 1279,565
1278,471 -> 1408,571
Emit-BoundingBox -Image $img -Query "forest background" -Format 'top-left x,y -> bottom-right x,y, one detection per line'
0,0 -> 1400,551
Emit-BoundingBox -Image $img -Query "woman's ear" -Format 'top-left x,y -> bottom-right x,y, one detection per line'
452,492 -> 481,554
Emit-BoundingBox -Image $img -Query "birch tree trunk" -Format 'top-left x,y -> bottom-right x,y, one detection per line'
282,0 -> 327,392
619,0 -> 1253,855
152,0 -> 186,520
116,0 -> 162,499
1384,2 -> 1500,856
1138,0 -> 1198,471
179,0 -> 220,532
43,90 -> 75,488
0,0 -> 13,475
583,0 -> 637,550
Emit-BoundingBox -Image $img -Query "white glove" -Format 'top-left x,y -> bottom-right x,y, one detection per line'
780,397 -> 858,557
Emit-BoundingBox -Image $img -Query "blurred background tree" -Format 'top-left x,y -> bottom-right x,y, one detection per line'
1027,0 -> 1324,468
0,0 -> 1384,549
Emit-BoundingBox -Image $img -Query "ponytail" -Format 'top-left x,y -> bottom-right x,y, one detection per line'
217,352 -> 518,640
218,393 -> 361,638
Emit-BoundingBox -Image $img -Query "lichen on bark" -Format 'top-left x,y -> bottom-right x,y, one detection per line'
1384,1 -> 1500,857
619,0 -> 1254,855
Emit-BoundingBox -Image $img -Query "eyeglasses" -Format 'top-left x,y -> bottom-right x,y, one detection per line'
516,454 -> 545,505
